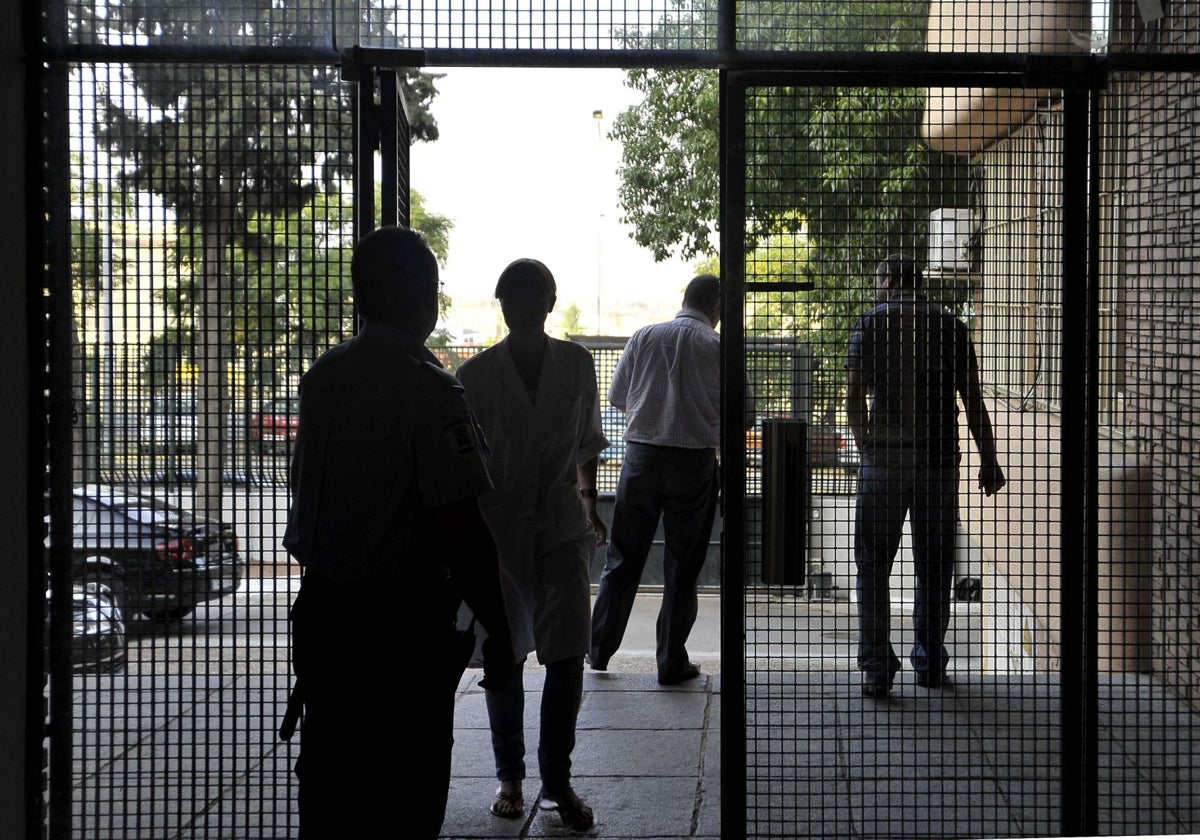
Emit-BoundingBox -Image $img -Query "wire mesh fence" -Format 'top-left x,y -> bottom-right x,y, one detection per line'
36,1 -> 1200,838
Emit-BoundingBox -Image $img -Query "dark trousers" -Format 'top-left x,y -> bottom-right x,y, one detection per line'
290,571 -> 461,840
854,462 -> 959,681
590,442 -> 719,675
485,655 -> 585,795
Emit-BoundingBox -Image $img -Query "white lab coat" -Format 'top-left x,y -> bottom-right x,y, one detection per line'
456,336 -> 608,663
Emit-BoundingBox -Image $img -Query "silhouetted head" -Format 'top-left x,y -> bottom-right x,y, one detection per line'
351,226 -> 440,339
683,273 -> 721,328
874,254 -> 921,302
495,258 -> 557,338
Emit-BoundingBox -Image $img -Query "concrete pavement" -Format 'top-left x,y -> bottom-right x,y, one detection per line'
69,582 -> 1199,839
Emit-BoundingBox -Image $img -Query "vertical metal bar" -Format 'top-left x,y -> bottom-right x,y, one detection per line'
1059,84 -> 1099,837
354,64 -> 377,244
42,61 -> 74,840
717,0 -> 735,57
718,68 -> 747,840
24,45 -> 49,840
1083,80 -> 1103,838
378,69 -> 398,229
394,75 -> 411,229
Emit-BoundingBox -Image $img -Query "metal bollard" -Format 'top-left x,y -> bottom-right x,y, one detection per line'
760,419 -> 809,586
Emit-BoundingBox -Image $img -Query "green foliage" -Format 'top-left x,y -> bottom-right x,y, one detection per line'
611,69 -> 719,262
411,189 -> 454,268
613,0 -> 971,418
559,302 -> 584,338
84,1 -> 450,405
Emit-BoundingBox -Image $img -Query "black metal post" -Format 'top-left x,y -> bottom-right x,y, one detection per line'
1059,85 -> 1100,838
718,68 -> 747,840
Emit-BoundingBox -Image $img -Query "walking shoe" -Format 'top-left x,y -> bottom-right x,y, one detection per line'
585,653 -> 607,672
658,662 -> 701,685
861,668 -> 898,698
915,672 -> 948,689
861,676 -> 892,698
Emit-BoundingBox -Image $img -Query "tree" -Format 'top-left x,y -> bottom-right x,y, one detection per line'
612,1 -> 972,418
81,0 -> 444,518
559,302 -> 584,338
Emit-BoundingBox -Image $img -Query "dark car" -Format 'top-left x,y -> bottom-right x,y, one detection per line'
54,484 -> 246,623
247,397 -> 299,451
48,582 -> 128,673
599,406 -> 626,464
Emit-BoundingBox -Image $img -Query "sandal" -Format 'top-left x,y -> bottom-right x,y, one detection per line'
490,787 -> 525,819
538,786 -> 595,831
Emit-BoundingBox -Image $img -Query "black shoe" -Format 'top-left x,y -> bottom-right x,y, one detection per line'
861,669 -> 898,697
861,676 -> 893,697
586,653 -> 607,672
658,662 -> 701,685
915,672 -> 947,689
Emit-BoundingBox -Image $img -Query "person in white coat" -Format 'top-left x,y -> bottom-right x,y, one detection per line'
455,258 -> 608,832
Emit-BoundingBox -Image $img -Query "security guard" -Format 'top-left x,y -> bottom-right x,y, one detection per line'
281,226 -> 514,839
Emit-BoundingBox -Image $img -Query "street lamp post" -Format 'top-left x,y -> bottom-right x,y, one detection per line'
593,108 -> 603,336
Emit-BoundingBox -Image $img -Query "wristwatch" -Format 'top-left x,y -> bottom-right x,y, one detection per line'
580,488 -> 598,499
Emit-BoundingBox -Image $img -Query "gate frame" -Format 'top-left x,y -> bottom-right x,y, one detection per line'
718,64 -> 1106,839
29,20 -> 1200,838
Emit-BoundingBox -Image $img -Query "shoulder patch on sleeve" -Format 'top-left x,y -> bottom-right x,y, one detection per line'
443,416 -> 482,456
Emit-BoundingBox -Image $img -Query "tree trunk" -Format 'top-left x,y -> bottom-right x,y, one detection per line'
194,217 -> 232,526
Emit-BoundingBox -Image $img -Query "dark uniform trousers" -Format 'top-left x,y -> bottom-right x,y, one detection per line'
289,569 -> 462,839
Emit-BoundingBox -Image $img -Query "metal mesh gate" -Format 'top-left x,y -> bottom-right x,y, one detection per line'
724,68 -> 1200,837
32,1 -> 1200,839
48,60 -> 357,838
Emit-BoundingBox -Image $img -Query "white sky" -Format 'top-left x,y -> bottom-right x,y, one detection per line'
410,66 -> 699,340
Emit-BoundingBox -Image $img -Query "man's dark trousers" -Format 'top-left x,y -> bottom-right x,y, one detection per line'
854,462 -> 960,683
590,442 -> 719,675
291,572 -> 461,839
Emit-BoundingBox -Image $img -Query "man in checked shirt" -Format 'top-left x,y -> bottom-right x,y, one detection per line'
588,274 -> 725,686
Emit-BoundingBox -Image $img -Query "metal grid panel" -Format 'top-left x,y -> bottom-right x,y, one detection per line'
732,65 -> 1200,838
60,0 -> 335,49
739,83 -> 1034,839
55,60 -> 356,839
358,0 -> 714,52
51,0 -> 1199,57
35,3 -> 1200,840
1105,68 -> 1200,832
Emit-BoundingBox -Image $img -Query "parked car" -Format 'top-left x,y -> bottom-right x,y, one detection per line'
746,418 -> 763,466
47,581 -> 128,673
138,396 -> 198,453
51,484 -> 246,623
247,397 -> 299,451
599,406 -> 626,464
837,427 -> 860,475
808,424 -> 842,468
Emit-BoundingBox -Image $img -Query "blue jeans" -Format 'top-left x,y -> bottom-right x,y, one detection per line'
589,442 -> 720,675
854,462 -> 959,682
485,655 -> 584,795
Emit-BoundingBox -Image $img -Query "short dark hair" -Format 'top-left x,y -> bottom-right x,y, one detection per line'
494,258 -> 557,300
682,274 -> 720,311
876,254 -> 921,288
350,226 -> 439,327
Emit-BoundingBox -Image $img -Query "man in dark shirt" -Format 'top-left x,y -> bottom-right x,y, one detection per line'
845,254 -> 1005,697
281,226 -> 513,838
